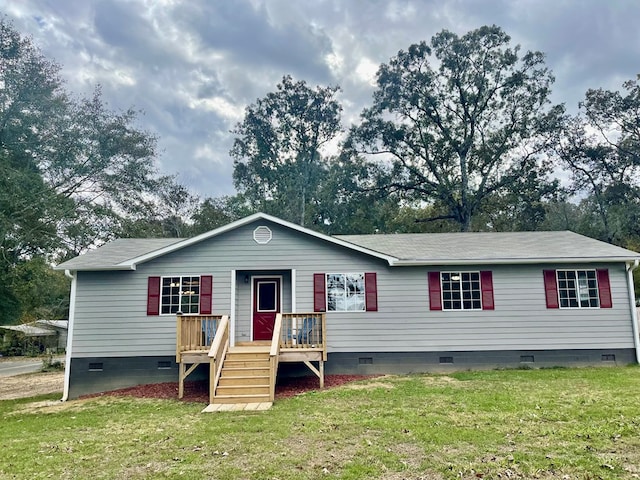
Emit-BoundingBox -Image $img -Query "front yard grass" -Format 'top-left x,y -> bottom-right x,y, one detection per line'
2,366 -> 640,479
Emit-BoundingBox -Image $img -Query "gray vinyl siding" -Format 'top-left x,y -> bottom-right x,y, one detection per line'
328,263 -> 634,352
70,220 -> 637,358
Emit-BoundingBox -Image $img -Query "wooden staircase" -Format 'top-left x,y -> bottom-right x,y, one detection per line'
212,345 -> 272,405
177,313 -> 326,412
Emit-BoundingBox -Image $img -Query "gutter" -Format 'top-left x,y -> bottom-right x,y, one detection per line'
389,256 -> 640,267
61,270 -> 77,402
627,260 -> 640,364
53,264 -> 136,272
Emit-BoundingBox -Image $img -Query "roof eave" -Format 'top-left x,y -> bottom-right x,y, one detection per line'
390,256 -> 640,266
53,264 -> 137,272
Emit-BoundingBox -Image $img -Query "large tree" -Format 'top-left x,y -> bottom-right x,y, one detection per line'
347,25 -> 563,231
0,18 -> 191,323
231,75 -> 342,226
555,76 -> 640,246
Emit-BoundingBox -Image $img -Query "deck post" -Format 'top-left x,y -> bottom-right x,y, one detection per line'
178,361 -> 185,398
209,359 -> 215,404
176,313 -> 183,363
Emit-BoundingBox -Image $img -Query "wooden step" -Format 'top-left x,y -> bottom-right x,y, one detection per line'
213,394 -> 271,404
222,366 -> 270,377
224,360 -> 270,369
218,375 -> 270,386
226,353 -> 270,361
226,348 -> 269,356
216,384 -> 269,396
235,340 -> 270,347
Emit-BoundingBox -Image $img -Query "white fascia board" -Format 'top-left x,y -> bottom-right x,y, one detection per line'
117,212 -> 398,268
52,264 -> 137,272
390,256 -> 640,266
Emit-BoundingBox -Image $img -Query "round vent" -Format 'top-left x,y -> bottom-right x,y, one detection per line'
253,226 -> 272,244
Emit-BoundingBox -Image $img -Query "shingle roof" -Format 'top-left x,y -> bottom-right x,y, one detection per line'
336,231 -> 640,264
56,238 -> 184,271
55,213 -> 640,271
0,324 -> 57,336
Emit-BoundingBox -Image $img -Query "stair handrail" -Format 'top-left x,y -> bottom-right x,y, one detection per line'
208,315 -> 230,403
268,313 -> 284,401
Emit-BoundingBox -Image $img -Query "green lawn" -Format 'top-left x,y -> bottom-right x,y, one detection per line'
2,367 -> 640,479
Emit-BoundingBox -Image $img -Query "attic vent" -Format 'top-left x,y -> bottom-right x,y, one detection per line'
253,226 -> 272,244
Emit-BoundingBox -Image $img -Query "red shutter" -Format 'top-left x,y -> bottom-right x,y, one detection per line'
428,271 -> 442,311
200,275 -> 213,314
596,269 -> 613,308
364,272 -> 378,312
313,273 -> 326,312
543,270 -> 559,309
147,276 -> 161,315
480,271 -> 494,310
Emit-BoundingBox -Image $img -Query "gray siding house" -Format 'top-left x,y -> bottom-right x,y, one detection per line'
56,213 -> 640,400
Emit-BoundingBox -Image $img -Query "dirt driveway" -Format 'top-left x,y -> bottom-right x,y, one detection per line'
0,371 -> 64,400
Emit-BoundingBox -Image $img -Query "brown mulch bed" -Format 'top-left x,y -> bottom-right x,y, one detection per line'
81,375 -> 376,403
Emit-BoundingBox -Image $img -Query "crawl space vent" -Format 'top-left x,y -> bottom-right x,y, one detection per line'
253,226 -> 272,244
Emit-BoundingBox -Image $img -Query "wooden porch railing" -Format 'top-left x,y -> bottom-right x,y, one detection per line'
176,313 -> 225,399
277,312 -> 327,388
278,313 -> 326,357
268,314 -> 284,401
208,315 -> 230,404
175,313 -> 223,362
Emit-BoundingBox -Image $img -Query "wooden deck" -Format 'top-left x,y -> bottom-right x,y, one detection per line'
176,313 -> 326,410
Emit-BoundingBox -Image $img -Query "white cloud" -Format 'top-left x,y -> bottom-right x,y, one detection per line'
1,0 -> 639,199
354,57 -> 379,87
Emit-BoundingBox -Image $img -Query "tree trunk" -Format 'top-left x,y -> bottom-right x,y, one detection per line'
300,183 -> 306,227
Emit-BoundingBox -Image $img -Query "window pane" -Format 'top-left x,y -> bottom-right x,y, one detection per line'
441,271 -> 482,310
258,282 -> 277,311
557,270 -> 598,309
326,273 -> 365,312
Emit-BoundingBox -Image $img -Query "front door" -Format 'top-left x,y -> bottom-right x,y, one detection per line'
253,277 -> 281,341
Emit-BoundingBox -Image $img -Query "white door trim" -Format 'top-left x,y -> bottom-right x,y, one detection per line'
249,274 -> 284,341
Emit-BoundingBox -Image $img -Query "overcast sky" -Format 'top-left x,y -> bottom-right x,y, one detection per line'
2,0 -> 639,199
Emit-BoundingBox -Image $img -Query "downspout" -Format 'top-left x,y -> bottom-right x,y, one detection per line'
626,260 -> 640,364
61,270 -> 77,402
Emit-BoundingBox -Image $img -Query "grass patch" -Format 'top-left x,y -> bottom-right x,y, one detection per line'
2,367 -> 640,479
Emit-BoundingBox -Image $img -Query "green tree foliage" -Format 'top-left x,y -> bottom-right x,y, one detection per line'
231,75 -> 342,226
555,76 -> 640,246
0,18 -> 189,323
346,25 -> 563,231
189,196 -> 247,236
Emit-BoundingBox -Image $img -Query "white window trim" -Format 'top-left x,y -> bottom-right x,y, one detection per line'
159,275 -> 202,316
325,272 -> 367,313
440,271 -> 483,311
556,269 -> 600,309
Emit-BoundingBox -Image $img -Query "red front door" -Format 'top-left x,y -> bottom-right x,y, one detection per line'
253,277 -> 281,341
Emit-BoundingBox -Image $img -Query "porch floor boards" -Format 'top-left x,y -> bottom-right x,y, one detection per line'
229,345 -> 271,354
202,402 -> 273,413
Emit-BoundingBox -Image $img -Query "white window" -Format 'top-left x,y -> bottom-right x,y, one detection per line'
557,270 -> 599,308
161,276 -> 200,314
326,273 -> 365,311
441,272 -> 482,310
